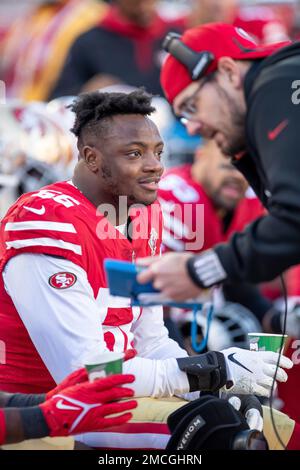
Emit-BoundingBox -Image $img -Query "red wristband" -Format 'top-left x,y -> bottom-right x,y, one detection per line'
0,409 -> 6,445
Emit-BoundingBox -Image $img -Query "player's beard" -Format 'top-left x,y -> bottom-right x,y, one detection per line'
101,164 -> 148,208
212,188 -> 239,211
204,177 -> 245,212
215,85 -> 246,156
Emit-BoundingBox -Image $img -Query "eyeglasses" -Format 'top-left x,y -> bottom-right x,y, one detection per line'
177,75 -> 212,124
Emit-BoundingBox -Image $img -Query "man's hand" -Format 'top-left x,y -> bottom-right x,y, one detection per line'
221,347 -> 293,397
137,253 -> 202,302
46,369 -> 88,400
227,394 -> 263,431
40,374 -> 137,436
46,349 -> 137,399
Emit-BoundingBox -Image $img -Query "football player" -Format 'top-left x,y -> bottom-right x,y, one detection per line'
0,90 -> 293,449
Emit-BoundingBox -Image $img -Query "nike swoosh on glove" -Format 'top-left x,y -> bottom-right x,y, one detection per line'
40,374 -> 137,436
46,349 -> 137,400
221,347 -> 293,397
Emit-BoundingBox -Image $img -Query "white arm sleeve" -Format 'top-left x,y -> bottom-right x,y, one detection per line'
4,255 -> 192,398
122,305 -> 194,398
131,305 -> 188,360
3,253 -> 108,384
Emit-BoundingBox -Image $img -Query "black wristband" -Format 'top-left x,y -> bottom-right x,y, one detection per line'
20,406 -> 50,440
177,351 -> 228,392
6,393 -> 46,408
187,256 -> 204,288
187,250 -> 227,288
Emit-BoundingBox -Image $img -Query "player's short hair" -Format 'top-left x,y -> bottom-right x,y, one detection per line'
70,89 -> 155,142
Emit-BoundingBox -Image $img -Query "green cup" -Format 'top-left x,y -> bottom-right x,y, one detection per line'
248,333 -> 288,353
85,352 -> 124,382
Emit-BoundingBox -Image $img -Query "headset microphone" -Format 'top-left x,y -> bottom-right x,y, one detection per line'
163,32 -> 214,81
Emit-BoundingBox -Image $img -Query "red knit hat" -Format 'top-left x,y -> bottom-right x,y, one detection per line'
161,22 -> 290,104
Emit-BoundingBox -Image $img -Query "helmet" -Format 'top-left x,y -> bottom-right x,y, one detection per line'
46,95 -> 76,136
180,302 -> 262,352
0,101 -> 76,214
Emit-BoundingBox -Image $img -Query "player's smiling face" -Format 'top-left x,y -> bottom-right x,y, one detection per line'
97,114 -> 164,206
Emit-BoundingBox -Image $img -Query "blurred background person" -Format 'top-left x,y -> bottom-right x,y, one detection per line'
158,139 -> 266,347
1,1 -> 299,103
159,139 -> 264,256
50,0 -> 185,98
0,0 -> 107,102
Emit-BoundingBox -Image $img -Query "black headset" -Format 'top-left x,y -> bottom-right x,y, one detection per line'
162,32 -> 215,80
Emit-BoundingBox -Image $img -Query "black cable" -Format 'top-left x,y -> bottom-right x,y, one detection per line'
268,274 -> 288,450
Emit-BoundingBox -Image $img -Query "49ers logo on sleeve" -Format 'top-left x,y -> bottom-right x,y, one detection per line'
49,272 -> 77,289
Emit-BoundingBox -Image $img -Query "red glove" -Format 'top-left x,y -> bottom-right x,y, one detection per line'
46,368 -> 88,400
40,374 -> 137,436
46,349 -> 137,400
